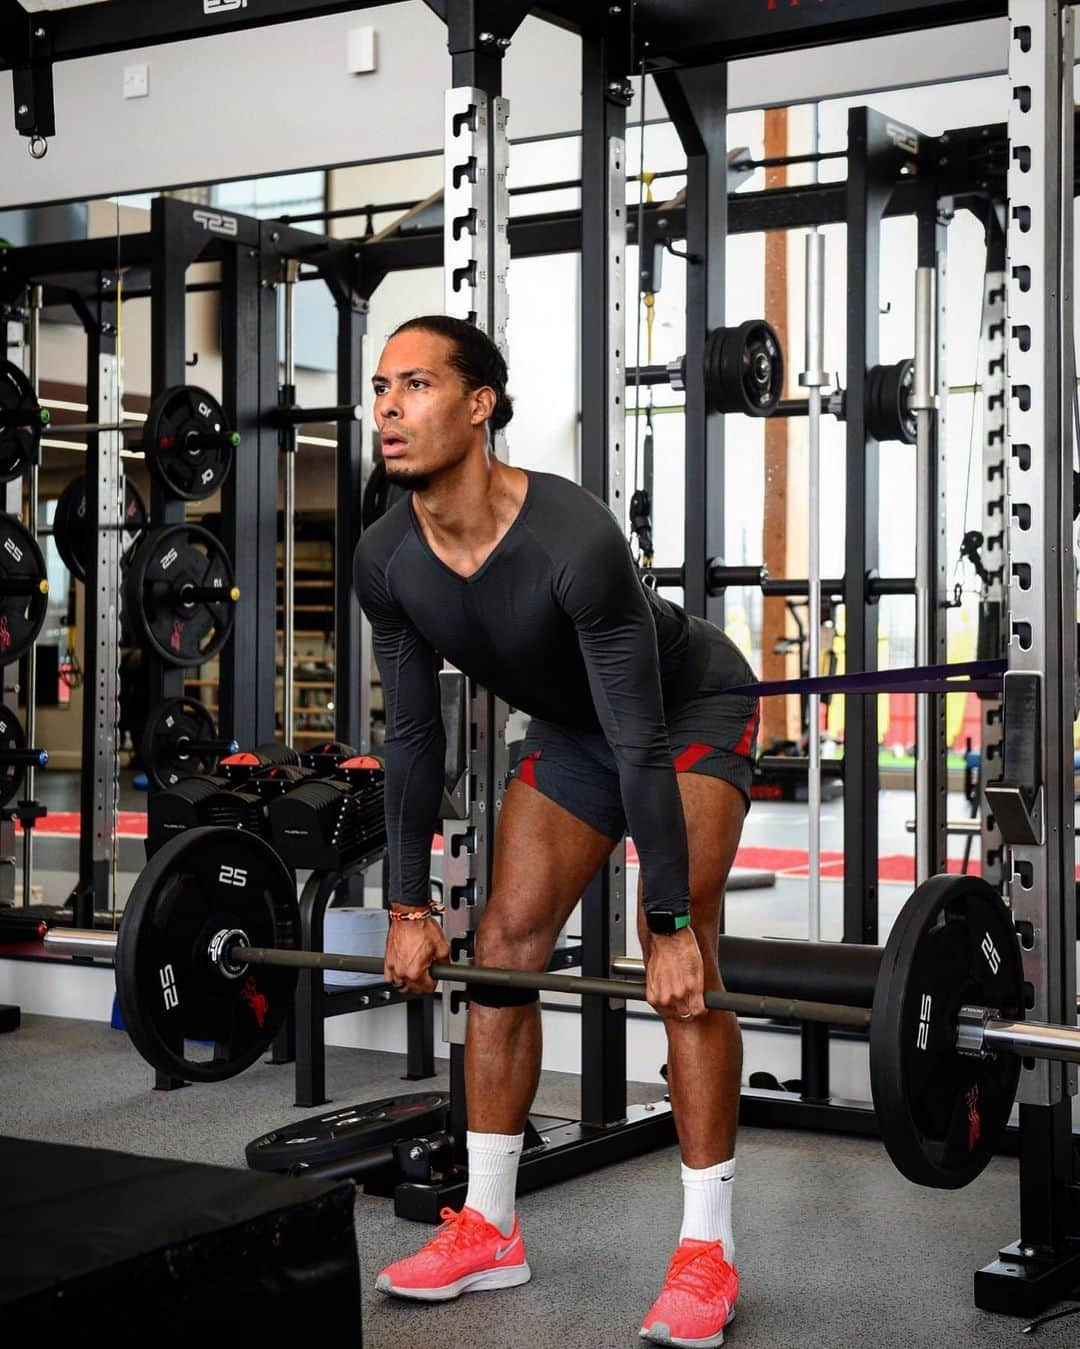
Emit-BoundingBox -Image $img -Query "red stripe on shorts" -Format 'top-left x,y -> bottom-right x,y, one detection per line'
733,704 -> 761,758
674,742 -> 713,773
518,750 -> 541,788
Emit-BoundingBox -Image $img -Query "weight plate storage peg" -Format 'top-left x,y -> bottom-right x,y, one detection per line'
704,320 -> 784,417
114,827 -> 300,1083
52,473 -> 148,583
0,361 -> 48,483
0,516 -> 49,666
870,873 -> 1024,1190
143,385 -> 238,501
141,696 -> 237,790
125,523 -> 239,668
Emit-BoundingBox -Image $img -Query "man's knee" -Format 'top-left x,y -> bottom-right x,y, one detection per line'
471,903 -> 545,1008
474,900 -> 552,970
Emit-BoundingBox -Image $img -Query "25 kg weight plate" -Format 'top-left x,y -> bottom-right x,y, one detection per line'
144,385 -> 237,501
0,515 -> 49,666
125,523 -> 238,668
246,1092 -> 450,1173
114,827 -> 300,1083
52,473 -> 148,583
871,873 -> 1023,1189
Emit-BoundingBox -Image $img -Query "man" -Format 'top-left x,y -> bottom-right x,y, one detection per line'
354,315 -> 759,1349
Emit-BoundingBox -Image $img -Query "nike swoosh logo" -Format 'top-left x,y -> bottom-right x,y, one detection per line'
494,1236 -> 520,1261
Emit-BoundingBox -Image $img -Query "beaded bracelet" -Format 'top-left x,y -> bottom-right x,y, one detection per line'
388,902 -> 445,923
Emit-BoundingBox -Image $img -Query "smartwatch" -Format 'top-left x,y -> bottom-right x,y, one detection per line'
645,909 -> 692,935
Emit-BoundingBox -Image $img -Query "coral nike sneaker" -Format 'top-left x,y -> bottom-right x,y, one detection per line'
375,1206 -> 531,1302
639,1238 -> 739,1348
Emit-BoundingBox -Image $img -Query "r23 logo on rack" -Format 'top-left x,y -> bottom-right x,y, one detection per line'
219,865 -> 249,889
204,1 -> 248,15
192,210 -> 239,238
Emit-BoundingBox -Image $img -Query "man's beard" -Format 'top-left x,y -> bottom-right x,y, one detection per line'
384,463 -> 428,492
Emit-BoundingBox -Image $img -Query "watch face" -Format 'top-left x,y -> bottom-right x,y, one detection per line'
647,910 -> 676,933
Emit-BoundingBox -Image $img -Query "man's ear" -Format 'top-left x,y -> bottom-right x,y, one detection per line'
471,385 -> 496,425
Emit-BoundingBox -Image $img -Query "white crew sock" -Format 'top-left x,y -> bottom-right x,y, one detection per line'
680,1157 -> 736,1259
464,1130 -> 524,1237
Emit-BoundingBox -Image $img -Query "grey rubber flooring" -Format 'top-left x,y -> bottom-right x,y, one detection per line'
2,1013 -> 1074,1349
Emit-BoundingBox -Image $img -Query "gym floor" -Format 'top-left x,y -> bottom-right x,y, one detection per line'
0,1012 -> 1055,1349
4,774 -> 1073,1345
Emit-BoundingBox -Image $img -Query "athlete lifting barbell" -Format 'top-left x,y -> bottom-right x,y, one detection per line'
42,316 -> 1044,1349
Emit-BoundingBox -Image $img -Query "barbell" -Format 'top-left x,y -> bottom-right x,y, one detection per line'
43,826 -> 1078,1193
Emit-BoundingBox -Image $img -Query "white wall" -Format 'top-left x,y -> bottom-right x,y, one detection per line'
0,10 -> 1010,210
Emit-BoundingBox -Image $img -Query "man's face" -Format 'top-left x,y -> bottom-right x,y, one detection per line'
371,329 -> 486,486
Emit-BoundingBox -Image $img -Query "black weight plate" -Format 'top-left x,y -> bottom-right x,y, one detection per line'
126,523 -> 237,668
871,873 -> 1024,1190
0,515 -> 48,666
52,473 -> 148,583
115,826 -> 299,1083
866,358 -> 917,444
705,320 -> 784,417
144,385 -> 236,502
141,695 -> 222,790
246,1091 -> 450,1172
0,703 -> 27,807
0,360 -> 44,484
361,458 -> 408,530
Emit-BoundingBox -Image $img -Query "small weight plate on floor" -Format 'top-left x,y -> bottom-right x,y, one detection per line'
704,319 -> 784,417
114,826 -> 299,1083
141,695 -> 224,790
144,385 -> 236,501
125,523 -> 238,668
0,703 -> 27,807
246,1092 -> 450,1173
52,473 -> 148,583
871,873 -> 1023,1190
0,360 -> 45,484
866,357 -> 916,443
0,515 -> 48,666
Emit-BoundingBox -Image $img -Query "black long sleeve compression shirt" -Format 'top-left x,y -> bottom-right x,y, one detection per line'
354,470 -> 710,916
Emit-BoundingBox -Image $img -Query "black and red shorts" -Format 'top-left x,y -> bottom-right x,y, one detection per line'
509,618 -> 759,842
